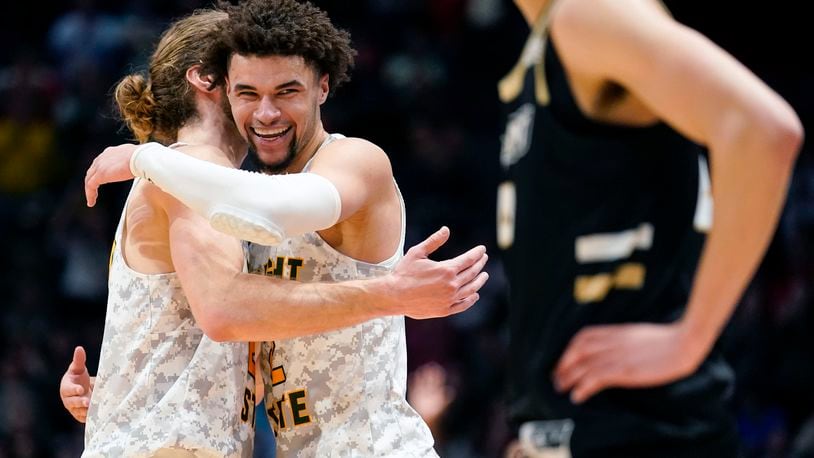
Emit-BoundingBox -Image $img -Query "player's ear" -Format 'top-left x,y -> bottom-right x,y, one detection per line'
187,65 -> 217,93
318,74 -> 329,105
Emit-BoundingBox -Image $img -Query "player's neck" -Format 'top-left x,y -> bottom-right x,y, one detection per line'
177,105 -> 247,168
280,125 -> 329,174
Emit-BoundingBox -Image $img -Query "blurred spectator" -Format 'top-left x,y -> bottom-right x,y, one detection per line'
0,51 -> 61,195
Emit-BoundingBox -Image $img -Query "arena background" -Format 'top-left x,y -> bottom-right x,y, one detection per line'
0,0 -> 811,456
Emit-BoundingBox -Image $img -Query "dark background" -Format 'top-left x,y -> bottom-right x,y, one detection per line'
0,0 -> 811,456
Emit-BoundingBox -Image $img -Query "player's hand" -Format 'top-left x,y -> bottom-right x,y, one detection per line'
60,346 -> 94,423
388,226 -> 489,319
553,322 -> 704,404
85,143 -> 140,207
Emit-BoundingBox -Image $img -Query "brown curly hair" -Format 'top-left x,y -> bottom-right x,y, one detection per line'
115,9 -> 228,144
214,0 -> 356,94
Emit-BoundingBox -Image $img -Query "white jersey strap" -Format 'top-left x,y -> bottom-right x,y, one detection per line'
302,133 -> 345,172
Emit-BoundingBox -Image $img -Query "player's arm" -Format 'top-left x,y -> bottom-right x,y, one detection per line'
167,201 -> 486,341
552,0 -> 802,402
84,138 -> 402,246
150,147 -> 373,342
85,141 -> 340,245
153,146 -> 487,341
306,137 -> 395,224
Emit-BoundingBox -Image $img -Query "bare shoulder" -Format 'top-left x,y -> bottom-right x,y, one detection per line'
322,137 -> 389,161
311,136 -> 393,179
553,0 -> 669,29
551,0 -> 685,83
551,0 -> 675,58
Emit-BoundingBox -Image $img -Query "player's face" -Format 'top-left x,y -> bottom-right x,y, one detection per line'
226,54 -> 328,173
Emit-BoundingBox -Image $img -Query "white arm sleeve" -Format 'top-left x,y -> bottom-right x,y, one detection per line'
130,142 -> 341,245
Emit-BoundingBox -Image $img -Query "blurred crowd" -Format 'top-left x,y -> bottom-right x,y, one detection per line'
0,1 -> 811,457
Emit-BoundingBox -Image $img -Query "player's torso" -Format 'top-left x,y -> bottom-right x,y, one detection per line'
245,213 -> 436,457
497,16 -> 733,451
499,31 -> 707,347
84,181 -> 255,458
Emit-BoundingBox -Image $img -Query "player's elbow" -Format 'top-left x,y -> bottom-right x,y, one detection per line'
748,99 -> 803,166
198,317 -> 233,343
765,110 -> 804,165
717,103 -> 803,172
199,314 -> 238,343
191,296 -> 239,342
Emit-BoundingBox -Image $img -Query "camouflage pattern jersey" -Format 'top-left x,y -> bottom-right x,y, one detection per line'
248,134 -> 437,457
84,175 -> 256,458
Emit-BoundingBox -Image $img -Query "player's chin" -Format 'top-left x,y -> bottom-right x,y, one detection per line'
250,144 -> 286,166
260,153 -> 291,170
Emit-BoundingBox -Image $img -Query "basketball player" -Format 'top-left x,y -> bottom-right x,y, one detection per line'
66,1 -> 489,455
77,10 -> 254,457
498,0 -> 803,456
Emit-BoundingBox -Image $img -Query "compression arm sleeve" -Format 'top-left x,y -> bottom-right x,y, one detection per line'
130,142 -> 342,245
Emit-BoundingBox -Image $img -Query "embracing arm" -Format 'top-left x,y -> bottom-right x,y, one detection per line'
166,198 -> 487,342
86,141 -> 341,245
85,137 -> 401,246
153,140 -> 485,342
551,0 -> 802,402
87,140 -> 489,342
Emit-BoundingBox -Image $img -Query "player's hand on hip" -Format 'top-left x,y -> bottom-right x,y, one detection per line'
390,226 -> 489,319
85,143 -> 139,207
553,322 -> 703,404
60,346 -> 94,423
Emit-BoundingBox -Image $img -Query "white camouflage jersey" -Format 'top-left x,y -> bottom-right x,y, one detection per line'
247,134 -> 436,457
84,177 -> 256,458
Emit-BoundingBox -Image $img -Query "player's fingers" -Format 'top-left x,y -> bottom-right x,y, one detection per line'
68,346 -> 87,374
62,395 -> 90,410
85,171 -> 99,207
553,351 -> 598,394
61,382 -> 84,397
447,293 -> 479,316
554,329 -> 609,378
84,157 -> 98,179
569,363 -> 618,404
455,272 -> 489,301
454,253 -> 488,287
68,407 -> 88,423
445,245 -> 487,273
405,226 -> 450,259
